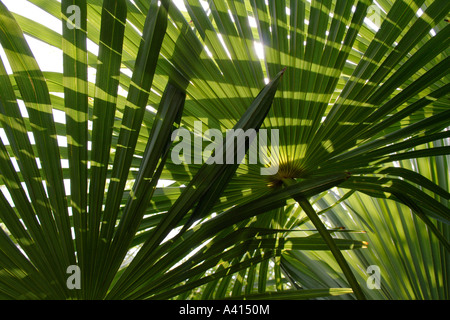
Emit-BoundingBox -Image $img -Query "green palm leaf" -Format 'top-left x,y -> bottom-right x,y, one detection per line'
0,0 -> 448,300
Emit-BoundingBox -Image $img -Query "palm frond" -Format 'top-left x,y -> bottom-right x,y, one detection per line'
0,0 -> 448,300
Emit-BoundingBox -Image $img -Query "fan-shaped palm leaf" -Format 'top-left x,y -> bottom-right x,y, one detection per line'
0,0 -> 448,300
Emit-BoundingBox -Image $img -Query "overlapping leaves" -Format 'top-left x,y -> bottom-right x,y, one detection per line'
0,0 -> 448,300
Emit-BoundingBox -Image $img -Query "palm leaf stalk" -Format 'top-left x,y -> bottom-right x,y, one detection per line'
282,177 -> 367,300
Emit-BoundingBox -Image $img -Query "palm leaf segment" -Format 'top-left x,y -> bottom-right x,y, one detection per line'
0,0 -> 448,300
